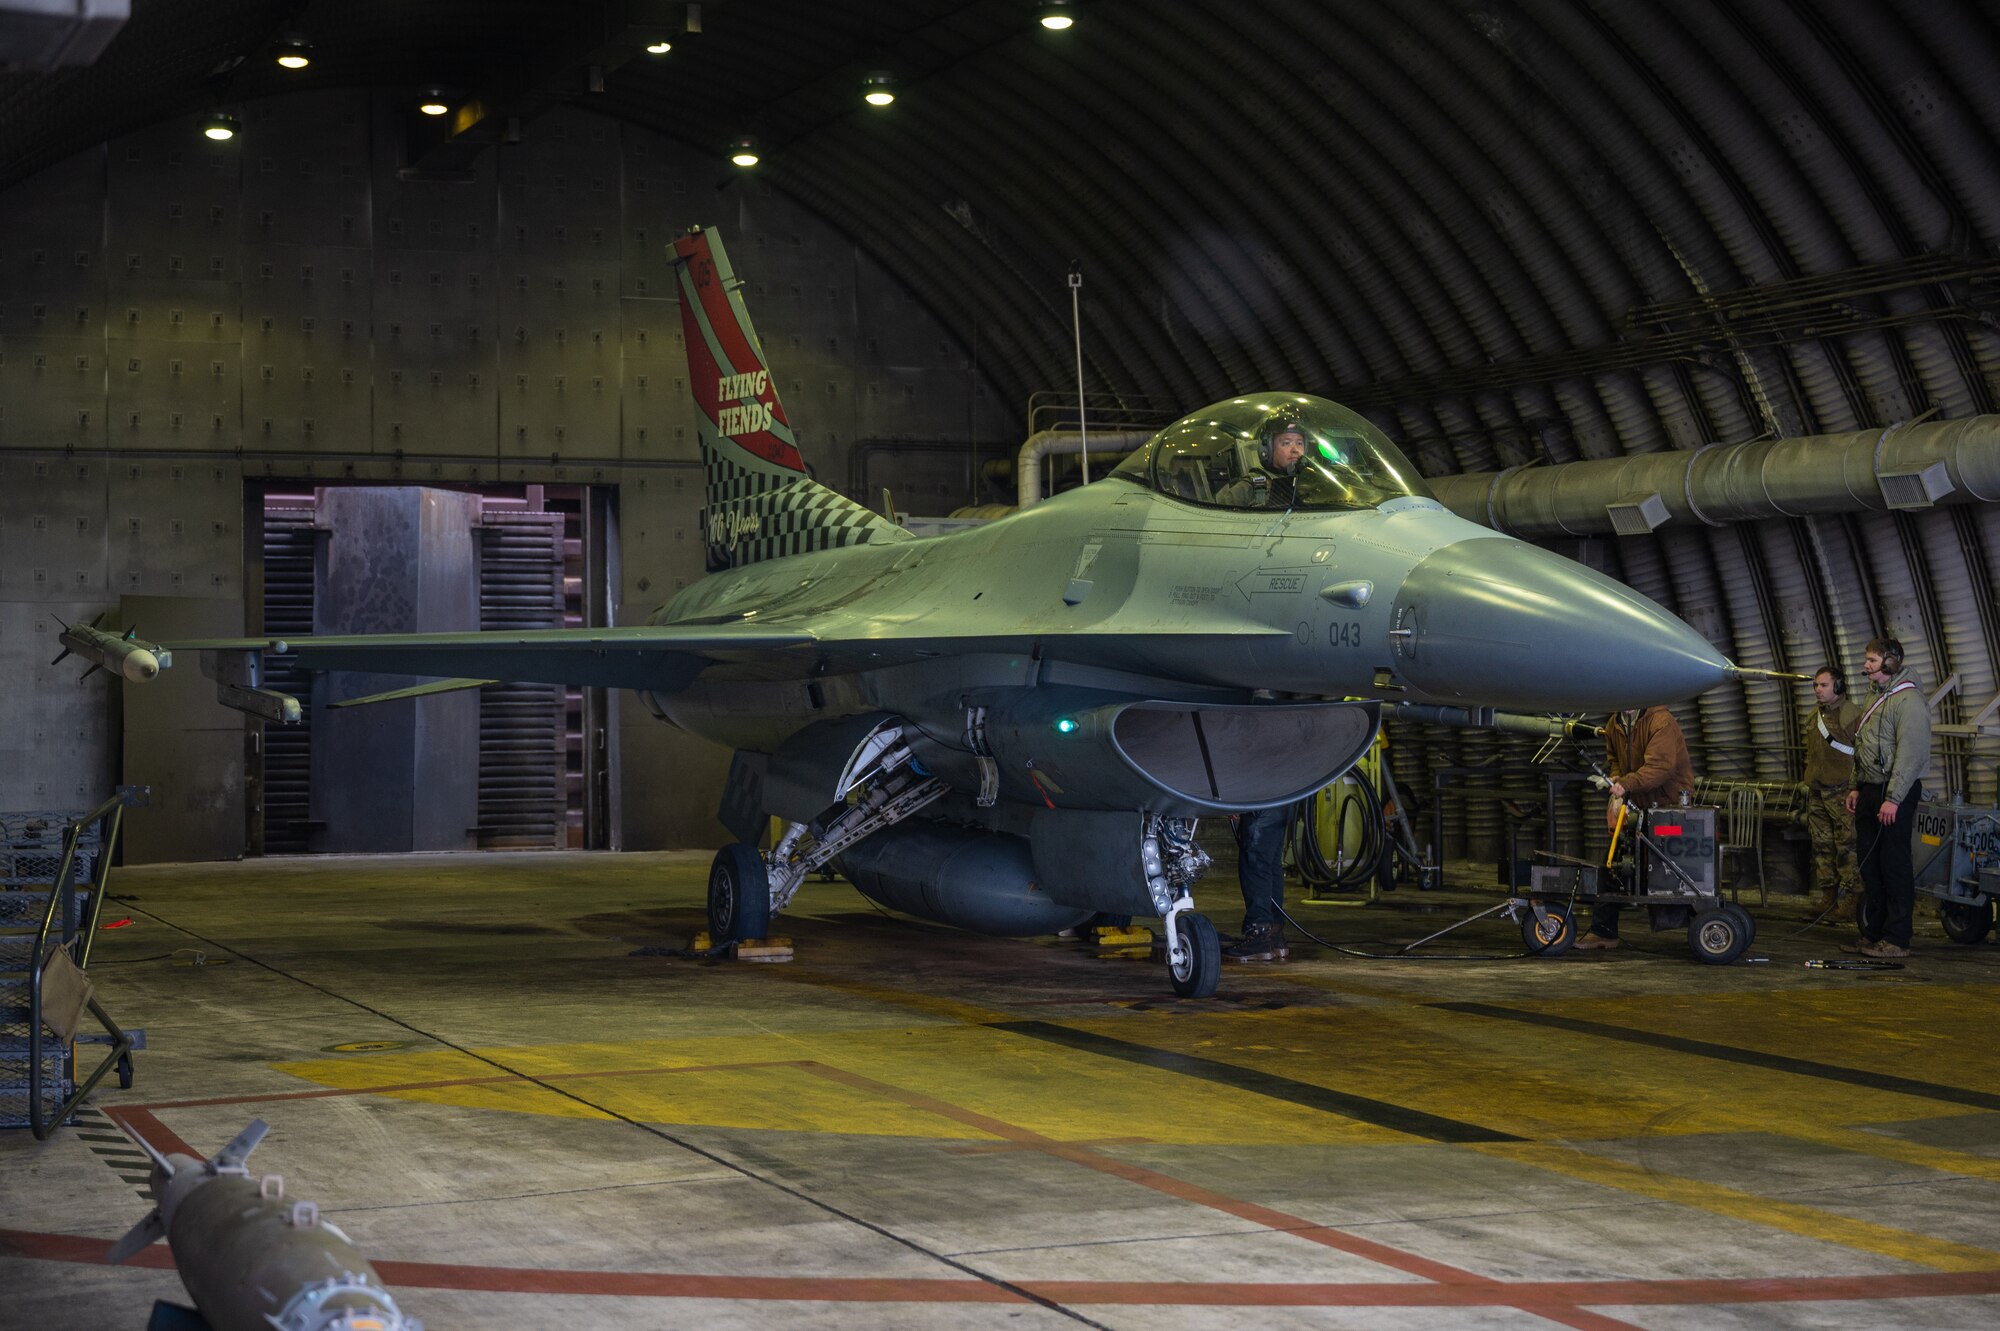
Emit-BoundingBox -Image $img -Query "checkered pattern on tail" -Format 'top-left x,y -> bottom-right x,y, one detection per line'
703,446 -> 909,570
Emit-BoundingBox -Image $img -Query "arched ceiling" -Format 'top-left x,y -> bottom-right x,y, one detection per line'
5,1 -> 1997,430
7,0 -> 2000,791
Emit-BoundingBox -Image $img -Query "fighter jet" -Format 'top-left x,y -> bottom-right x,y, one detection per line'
62,227 -> 1729,997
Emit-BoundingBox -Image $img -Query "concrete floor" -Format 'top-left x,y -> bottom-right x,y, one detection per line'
4,851 -> 2000,1330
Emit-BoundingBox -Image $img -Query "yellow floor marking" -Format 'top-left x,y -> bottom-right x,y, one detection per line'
1779,1123 -> 2000,1183
767,966 -> 1019,1026
271,1023 -> 1418,1144
1476,1141 -> 2000,1273
1532,984 -> 2000,1092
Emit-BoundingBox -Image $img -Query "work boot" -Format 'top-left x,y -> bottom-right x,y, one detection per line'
1574,931 -> 1620,951
1224,922 -> 1288,963
1838,938 -> 1879,954
1830,892 -> 1858,924
1861,940 -> 1912,959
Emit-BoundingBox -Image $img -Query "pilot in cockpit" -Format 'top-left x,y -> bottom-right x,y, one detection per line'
1216,417 -> 1308,507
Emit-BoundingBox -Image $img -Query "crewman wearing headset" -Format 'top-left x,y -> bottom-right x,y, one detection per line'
1843,637 -> 1931,959
1802,665 -> 1863,922
1217,418 -> 1308,508
1576,703 -> 1697,950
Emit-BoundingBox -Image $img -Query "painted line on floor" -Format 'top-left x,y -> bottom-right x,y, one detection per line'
10,1227 -> 2000,1309
1434,1002 -> 2000,1112
113,1059 -> 813,1112
769,966 -> 1018,1026
765,965 -> 1517,1146
990,1019 -> 1518,1144
1781,1122 -> 2000,1183
1475,1142 -> 2000,1272
795,1063 -> 1643,1331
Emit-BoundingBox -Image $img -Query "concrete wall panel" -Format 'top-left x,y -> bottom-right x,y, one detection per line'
0,92 -> 1001,852
0,599 -> 113,811
0,455 -> 107,599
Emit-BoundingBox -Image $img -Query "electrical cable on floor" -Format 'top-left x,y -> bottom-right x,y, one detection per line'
1274,876 -> 1587,962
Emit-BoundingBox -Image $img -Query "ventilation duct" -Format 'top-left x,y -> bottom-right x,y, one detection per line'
1016,430 -> 1155,506
1427,416 -> 2000,538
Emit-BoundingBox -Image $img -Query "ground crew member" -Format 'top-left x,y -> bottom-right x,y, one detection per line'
1224,804 -> 1290,962
1802,665 -> 1863,921
1844,637 -> 1931,959
1577,704 -> 1697,950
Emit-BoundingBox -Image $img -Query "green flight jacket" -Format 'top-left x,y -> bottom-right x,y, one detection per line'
1853,669 -> 1931,804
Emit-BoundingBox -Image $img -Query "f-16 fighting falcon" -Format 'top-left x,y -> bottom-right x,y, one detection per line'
59,227 -> 1731,998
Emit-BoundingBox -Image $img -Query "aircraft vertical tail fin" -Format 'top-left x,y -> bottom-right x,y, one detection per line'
671,227 -> 909,571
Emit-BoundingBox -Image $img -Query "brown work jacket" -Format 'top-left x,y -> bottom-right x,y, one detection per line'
1801,697 -> 1862,790
1605,706 -> 1696,807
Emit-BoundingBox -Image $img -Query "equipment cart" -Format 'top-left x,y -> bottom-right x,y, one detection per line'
1912,799 -> 1999,944
1513,804 -> 1756,964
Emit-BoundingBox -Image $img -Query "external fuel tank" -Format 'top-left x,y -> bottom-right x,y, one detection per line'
837,820 -> 1094,936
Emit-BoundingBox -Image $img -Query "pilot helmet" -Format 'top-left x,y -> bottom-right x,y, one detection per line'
1260,417 -> 1309,471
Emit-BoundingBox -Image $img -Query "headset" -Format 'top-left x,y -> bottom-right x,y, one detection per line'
1815,663 -> 1845,697
1864,636 -> 1904,677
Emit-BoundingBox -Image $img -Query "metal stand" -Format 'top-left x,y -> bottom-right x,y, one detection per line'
9,786 -> 147,1137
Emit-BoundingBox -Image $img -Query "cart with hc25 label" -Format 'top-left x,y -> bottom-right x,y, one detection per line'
1512,804 -> 1753,964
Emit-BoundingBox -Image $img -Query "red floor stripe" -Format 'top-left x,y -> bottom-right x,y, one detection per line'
99,1107 -> 197,1161
9,1228 -> 1999,1308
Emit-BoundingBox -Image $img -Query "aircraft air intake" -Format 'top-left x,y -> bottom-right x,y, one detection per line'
907,692 -> 1381,815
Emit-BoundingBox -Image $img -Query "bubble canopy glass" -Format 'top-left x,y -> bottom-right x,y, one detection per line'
1111,392 -> 1434,512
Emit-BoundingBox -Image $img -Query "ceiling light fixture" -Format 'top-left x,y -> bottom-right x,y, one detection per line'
645,39 -> 672,54
1037,2 -> 1076,30
728,135 -> 761,167
200,111 -> 241,142
862,71 -> 895,106
274,36 -> 312,69
418,88 -> 451,116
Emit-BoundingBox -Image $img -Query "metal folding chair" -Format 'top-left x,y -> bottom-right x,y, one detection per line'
1720,786 -> 1766,906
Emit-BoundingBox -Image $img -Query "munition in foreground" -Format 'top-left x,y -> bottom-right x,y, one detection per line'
108,1118 -> 421,1331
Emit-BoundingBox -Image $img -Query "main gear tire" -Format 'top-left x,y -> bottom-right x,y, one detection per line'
709,843 -> 772,944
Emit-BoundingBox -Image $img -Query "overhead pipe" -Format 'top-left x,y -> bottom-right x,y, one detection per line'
1428,415 -> 2000,539
1016,430 -> 1153,506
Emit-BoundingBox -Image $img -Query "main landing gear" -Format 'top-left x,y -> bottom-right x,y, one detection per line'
707,844 -> 770,944
708,728 -> 946,945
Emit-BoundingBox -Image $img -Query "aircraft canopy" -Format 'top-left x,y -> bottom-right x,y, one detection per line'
1112,392 -> 1433,512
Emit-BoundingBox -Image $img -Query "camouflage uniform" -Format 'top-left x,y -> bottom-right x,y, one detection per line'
1802,696 -> 1863,918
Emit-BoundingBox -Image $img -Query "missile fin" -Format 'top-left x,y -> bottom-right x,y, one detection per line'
78,664 -> 103,683
105,1209 -> 165,1265
213,1118 -> 269,1170
143,1300 -> 213,1330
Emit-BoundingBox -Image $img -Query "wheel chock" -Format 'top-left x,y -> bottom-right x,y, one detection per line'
734,937 -> 794,963
1092,925 -> 1153,948
687,931 -> 793,962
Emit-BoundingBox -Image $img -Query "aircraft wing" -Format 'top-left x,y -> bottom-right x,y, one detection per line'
159,623 -> 819,693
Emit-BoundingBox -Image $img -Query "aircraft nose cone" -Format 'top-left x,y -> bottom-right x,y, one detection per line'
1391,537 -> 1728,712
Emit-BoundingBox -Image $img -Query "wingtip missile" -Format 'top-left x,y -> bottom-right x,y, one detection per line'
54,622 -> 169,683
